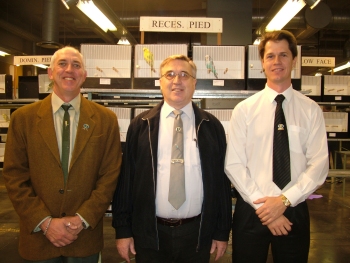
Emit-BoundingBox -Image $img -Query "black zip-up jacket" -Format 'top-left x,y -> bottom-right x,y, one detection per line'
112,101 -> 232,250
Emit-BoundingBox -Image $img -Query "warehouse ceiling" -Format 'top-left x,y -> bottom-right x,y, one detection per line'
0,0 -> 349,75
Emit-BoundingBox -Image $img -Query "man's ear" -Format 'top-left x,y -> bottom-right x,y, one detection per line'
47,68 -> 53,80
260,59 -> 265,73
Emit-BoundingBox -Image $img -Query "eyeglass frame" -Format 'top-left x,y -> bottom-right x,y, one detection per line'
160,71 -> 196,81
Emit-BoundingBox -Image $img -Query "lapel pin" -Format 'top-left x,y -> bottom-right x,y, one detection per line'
83,124 -> 89,131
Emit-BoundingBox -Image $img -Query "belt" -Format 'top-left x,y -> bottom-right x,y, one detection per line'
156,214 -> 201,227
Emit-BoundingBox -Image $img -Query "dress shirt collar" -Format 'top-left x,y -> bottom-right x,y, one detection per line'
162,101 -> 193,120
264,84 -> 293,104
51,92 -> 81,114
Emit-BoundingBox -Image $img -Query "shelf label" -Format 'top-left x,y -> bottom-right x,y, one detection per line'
213,80 -> 224,86
100,78 -> 111,85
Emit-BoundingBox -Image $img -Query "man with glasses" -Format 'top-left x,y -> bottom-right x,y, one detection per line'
112,55 -> 232,263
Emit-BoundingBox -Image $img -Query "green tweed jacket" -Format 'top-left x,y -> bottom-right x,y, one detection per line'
3,94 -> 122,261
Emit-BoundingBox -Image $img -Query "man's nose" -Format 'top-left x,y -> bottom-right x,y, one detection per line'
274,56 -> 281,63
173,74 -> 181,83
65,64 -> 73,71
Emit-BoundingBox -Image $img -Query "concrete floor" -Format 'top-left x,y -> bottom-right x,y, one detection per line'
1,173 -> 350,263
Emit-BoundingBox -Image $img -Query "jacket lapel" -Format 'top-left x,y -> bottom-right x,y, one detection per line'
70,97 -> 95,168
37,94 -> 61,165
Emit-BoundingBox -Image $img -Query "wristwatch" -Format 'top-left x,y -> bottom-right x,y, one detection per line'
281,195 -> 291,207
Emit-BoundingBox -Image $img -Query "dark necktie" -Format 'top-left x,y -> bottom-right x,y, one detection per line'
61,104 -> 71,184
273,95 -> 291,189
168,110 -> 186,210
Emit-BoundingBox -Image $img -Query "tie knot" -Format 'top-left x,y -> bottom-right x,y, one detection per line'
61,104 -> 71,112
275,94 -> 285,104
173,109 -> 183,117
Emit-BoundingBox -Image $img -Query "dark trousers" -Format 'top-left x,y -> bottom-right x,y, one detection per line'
232,195 -> 310,263
24,253 -> 99,263
135,216 -> 211,263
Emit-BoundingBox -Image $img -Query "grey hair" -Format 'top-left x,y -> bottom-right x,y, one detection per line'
160,55 -> 197,78
49,46 -> 85,70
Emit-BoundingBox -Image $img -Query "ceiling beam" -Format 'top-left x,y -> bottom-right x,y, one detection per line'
0,19 -> 41,43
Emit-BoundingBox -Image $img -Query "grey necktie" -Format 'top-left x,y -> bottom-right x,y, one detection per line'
61,104 -> 71,184
168,109 -> 186,210
273,95 -> 291,189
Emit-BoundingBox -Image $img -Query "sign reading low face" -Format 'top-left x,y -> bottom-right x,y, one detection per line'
140,16 -> 223,33
14,56 -> 51,65
302,57 -> 335,67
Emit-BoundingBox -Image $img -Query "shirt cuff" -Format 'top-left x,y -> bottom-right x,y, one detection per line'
76,213 -> 89,229
34,216 -> 52,233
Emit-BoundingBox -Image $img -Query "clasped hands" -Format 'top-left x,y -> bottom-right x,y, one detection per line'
254,196 -> 293,236
40,215 -> 84,247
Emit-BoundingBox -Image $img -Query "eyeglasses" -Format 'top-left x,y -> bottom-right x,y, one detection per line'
161,71 -> 195,81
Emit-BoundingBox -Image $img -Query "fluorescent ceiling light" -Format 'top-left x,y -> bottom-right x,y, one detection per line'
329,61 -> 350,73
117,36 -> 130,45
34,64 -> 49,69
77,0 -> 117,32
60,0 -> 78,10
61,0 -> 70,9
0,51 -> 10,56
253,38 -> 261,45
266,0 -> 306,31
304,0 -> 321,10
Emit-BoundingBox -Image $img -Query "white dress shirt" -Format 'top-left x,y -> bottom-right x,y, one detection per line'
225,85 -> 329,209
156,101 -> 203,219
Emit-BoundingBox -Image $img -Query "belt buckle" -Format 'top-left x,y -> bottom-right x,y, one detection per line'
168,218 -> 181,227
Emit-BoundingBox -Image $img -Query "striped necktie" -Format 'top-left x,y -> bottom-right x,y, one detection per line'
61,104 -> 71,184
273,95 -> 291,189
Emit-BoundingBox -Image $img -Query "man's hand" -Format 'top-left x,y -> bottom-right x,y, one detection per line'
254,196 -> 287,225
210,240 -> 228,261
41,218 -> 78,247
63,215 -> 84,236
116,237 -> 136,263
267,215 -> 293,236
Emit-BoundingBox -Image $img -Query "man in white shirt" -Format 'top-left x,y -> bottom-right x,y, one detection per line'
224,30 -> 329,262
112,55 -> 232,263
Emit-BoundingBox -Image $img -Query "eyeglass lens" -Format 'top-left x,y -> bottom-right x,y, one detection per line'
164,72 -> 190,80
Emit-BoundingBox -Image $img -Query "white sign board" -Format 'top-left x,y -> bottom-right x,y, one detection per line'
140,16 -> 223,33
302,57 -> 335,67
14,56 -> 51,65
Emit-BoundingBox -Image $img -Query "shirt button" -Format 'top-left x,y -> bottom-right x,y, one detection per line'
59,189 -> 64,194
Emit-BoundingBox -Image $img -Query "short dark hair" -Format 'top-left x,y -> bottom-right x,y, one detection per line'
258,30 -> 298,59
